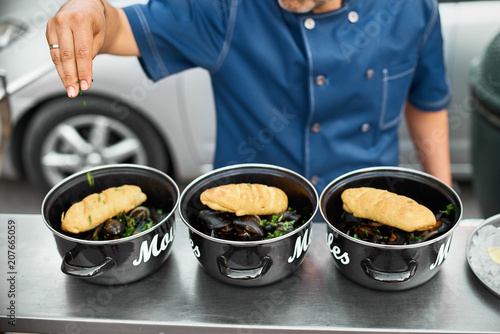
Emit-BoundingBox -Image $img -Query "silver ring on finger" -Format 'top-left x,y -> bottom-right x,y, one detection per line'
49,43 -> 60,50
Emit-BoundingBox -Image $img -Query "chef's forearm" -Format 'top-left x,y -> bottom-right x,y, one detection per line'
404,103 -> 452,186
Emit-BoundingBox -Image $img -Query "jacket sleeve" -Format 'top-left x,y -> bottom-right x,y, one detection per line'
123,0 -> 236,81
408,0 -> 451,112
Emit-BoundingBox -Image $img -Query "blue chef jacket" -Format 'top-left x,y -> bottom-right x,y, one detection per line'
124,0 -> 451,192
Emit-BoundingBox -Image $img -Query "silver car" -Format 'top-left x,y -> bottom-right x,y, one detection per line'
0,0 -> 216,192
1,0 -> 500,192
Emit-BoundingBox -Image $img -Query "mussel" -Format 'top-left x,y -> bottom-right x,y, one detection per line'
128,206 -> 151,222
197,209 -> 304,241
127,206 -> 156,235
198,210 -> 235,230
76,205 -> 162,241
233,215 -> 264,241
260,210 -> 302,238
353,224 -> 384,243
387,228 -> 406,245
102,218 -> 125,240
342,209 -> 453,245
198,210 -> 264,241
412,217 -> 452,243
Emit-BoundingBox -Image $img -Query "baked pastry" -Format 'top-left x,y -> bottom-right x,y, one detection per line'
61,185 -> 147,234
200,183 -> 288,216
341,187 -> 436,232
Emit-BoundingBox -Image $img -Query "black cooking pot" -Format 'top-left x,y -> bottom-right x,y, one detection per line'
42,164 -> 179,285
179,164 -> 318,287
320,167 -> 462,291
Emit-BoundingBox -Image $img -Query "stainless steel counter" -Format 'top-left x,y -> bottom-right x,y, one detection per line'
0,213 -> 499,334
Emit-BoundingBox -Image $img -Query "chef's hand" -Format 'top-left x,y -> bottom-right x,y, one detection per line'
46,0 -> 138,98
46,0 -> 106,98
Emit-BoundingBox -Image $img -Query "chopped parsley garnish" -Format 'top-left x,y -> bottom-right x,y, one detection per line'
87,171 -> 94,187
259,210 -> 298,240
141,221 -> 154,231
439,204 -> 454,215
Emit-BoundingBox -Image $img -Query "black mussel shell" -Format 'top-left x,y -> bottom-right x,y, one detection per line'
103,218 -> 125,240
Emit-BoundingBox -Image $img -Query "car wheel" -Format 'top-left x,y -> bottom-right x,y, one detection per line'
23,95 -> 171,193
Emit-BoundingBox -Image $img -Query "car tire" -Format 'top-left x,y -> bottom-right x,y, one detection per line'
22,95 -> 171,193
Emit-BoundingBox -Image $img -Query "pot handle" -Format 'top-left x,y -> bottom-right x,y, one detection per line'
362,258 -> 417,283
61,250 -> 116,278
217,255 -> 272,280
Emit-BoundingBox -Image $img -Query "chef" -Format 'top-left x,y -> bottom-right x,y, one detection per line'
46,0 -> 452,192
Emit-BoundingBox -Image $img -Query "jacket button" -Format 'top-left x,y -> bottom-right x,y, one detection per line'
310,175 -> 320,185
348,11 -> 359,23
315,75 -> 326,86
311,123 -> 321,133
365,68 -> 375,79
304,18 -> 316,30
360,123 -> 371,132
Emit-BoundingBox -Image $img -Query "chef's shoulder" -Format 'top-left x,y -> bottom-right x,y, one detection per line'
145,0 -> 235,23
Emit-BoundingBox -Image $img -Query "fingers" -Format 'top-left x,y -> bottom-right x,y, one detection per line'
46,1 -> 105,98
47,22 -> 79,98
46,20 -> 71,97
72,19 -> 96,94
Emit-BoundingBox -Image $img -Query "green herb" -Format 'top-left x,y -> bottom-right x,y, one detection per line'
439,204 -> 454,215
141,221 -> 154,231
260,218 -> 276,227
87,171 -> 94,187
259,211 -> 299,239
123,224 -> 135,238
267,229 -> 284,239
282,221 -> 293,231
76,79 -> 93,106
122,217 -> 137,238
90,204 -> 161,240
157,209 -> 163,215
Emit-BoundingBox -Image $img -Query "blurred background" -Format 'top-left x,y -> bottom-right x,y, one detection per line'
2,0 -> 500,219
